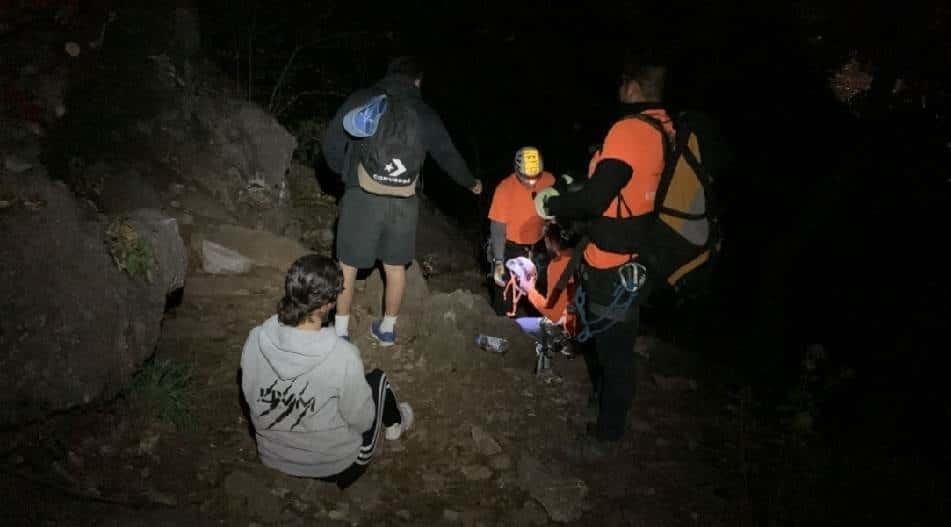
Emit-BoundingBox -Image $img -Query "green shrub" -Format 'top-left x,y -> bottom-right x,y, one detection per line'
127,357 -> 195,430
106,217 -> 155,282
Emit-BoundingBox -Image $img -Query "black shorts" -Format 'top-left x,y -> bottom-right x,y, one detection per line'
336,188 -> 419,268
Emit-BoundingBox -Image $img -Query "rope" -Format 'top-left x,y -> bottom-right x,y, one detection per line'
502,275 -> 525,317
571,262 -> 645,343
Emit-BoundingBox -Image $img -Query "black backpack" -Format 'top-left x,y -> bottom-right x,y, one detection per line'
630,111 -> 722,292
353,90 -> 427,197
553,111 -> 722,295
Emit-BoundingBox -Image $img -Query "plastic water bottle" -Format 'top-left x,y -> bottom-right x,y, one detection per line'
475,334 -> 509,354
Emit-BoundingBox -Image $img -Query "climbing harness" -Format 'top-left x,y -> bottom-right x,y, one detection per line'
572,261 -> 647,343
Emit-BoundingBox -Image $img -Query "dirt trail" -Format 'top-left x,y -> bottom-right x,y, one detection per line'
2,205 -> 746,526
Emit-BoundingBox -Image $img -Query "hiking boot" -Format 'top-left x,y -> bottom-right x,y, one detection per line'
370,320 -> 396,347
385,402 -> 414,440
574,424 -> 621,461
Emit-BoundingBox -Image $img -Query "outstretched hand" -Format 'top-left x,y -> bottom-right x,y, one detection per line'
493,261 -> 506,287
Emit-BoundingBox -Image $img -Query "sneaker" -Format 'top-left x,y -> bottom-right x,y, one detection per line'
385,402 -> 414,440
370,320 -> 396,347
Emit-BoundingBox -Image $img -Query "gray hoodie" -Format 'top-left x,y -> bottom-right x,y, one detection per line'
240,315 -> 375,478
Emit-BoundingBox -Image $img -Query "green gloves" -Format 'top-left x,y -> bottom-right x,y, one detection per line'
534,187 -> 559,220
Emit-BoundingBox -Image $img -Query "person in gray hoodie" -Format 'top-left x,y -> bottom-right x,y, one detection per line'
241,254 -> 413,489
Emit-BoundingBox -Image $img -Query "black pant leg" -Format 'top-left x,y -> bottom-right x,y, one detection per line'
581,338 -> 602,398
581,265 -> 641,441
593,309 -> 639,440
364,369 -> 402,428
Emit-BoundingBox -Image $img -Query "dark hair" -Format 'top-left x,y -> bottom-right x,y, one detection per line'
621,53 -> 667,100
386,56 -> 424,80
544,222 -> 577,250
277,255 -> 343,327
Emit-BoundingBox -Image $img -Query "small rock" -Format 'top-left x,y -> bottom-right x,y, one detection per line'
511,500 -> 548,526
460,465 -> 493,481
271,487 -> 290,498
289,498 -> 310,513
443,509 -> 460,522
170,200 -> 181,209
396,510 -> 412,521
488,454 -> 512,471
201,240 -> 252,274
471,425 -> 502,456
328,509 -> 347,520
65,41 -> 81,57
280,510 -> 300,524
517,455 -> 588,523
144,487 -> 177,506
655,438 -> 670,448
137,432 -> 161,456
3,155 -> 33,173
422,472 -> 446,494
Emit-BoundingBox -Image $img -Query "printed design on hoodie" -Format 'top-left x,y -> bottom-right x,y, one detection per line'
257,377 -> 319,430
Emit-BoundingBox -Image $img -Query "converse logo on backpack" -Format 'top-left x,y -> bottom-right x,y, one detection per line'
351,90 -> 427,197
385,159 -> 407,177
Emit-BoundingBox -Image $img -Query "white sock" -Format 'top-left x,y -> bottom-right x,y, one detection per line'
334,315 -> 349,337
380,315 -> 398,333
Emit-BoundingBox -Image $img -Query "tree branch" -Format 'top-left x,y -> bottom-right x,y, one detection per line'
268,44 -> 302,113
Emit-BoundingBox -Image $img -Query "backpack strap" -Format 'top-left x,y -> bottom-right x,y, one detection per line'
627,113 -> 678,215
552,234 -> 589,296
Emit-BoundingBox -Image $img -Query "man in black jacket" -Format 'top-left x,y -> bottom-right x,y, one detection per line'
322,56 -> 482,344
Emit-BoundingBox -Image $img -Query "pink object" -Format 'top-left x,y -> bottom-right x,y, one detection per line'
505,256 -> 535,292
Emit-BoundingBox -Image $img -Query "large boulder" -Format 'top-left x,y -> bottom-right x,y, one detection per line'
0,170 -> 186,424
189,96 -> 297,214
190,223 -> 310,273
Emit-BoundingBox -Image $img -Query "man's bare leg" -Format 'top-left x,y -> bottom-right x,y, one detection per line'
379,263 -> 406,333
335,262 -> 358,337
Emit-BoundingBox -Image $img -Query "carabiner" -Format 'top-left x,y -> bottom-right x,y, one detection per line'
618,262 -> 647,293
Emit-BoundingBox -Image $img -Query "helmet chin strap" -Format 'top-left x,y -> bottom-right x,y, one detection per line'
518,174 -> 539,187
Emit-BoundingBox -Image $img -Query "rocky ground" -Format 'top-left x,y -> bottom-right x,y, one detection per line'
1,176 -> 749,526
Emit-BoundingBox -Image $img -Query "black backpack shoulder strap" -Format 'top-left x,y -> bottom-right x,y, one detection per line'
627,113 -> 680,215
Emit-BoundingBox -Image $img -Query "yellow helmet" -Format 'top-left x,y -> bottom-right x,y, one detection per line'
514,146 -> 543,179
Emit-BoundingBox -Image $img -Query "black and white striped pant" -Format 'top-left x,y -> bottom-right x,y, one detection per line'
321,369 -> 402,489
